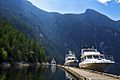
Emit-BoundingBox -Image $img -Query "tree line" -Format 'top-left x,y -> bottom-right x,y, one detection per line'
0,19 -> 46,63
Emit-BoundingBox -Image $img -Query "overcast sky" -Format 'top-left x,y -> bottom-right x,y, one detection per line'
28,0 -> 120,20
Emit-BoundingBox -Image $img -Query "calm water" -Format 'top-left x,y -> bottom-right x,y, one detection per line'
0,65 -> 78,80
0,64 -> 120,80
105,63 -> 120,75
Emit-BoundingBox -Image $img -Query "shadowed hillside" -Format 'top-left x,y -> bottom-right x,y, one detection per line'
0,0 -> 120,63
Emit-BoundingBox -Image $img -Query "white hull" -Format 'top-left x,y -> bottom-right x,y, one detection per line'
79,48 -> 115,71
65,61 -> 78,67
79,63 -> 114,71
51,64 -> 56,66
64,50 -> 78,67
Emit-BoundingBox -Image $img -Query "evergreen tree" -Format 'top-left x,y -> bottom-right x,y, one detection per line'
0,19 -> 46,63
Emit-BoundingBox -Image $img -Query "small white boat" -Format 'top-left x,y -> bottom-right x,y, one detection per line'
64,51 -> 79,67
79,48 -> 115,71
51,58 -> 56,65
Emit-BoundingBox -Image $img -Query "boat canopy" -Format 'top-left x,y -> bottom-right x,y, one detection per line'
66,51 -> 75,57
81,48 -> 100,56
83,51 -> 101,56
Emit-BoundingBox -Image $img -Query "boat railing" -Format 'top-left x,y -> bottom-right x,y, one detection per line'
104,55 -> 114,61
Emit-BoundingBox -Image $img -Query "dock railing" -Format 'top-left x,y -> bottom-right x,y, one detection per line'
104,55 -> 114,61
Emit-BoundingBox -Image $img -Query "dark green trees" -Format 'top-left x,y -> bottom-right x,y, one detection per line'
0,48 -> 8,62
0,19 -> 46,63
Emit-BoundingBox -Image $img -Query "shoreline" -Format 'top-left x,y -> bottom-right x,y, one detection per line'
0,62 -> 50,69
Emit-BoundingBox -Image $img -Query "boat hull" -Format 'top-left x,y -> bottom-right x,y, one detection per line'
51,64 -> 56,66
79,63 -> 114,71
65,61 -> 78,67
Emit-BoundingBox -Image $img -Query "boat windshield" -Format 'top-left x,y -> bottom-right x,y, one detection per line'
87,55 -> 92,59
67,58 -> 76,60
66,54 -> 75,57
83,49 -> 97,52
99,55 -> 105,59
93,55 -> 105,59
93,55 -> 99,59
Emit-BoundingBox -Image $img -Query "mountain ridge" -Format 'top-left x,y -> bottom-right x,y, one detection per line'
0,0 -> 120,63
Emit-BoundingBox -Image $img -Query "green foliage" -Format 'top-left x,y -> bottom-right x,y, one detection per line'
0,19 -> 46,63
0,48 -> 8,61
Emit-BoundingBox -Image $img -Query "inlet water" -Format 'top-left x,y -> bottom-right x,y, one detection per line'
0,65 -> 78,80
0,64 -> 120,80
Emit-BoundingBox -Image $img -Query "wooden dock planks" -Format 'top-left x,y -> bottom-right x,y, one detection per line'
58,65 -> 120,80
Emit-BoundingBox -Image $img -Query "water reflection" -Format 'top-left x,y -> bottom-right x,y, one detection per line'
65,71 -> 73,80
51,65 -> 56,74
0,65 -> 77,80
0,66 -> 46,80
0,69 -> 7,80
0,64 -> 120,80
65,71 -> 78,80
105,63 -> 120,75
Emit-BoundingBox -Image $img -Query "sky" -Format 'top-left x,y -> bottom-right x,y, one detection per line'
28,0 -> 120,20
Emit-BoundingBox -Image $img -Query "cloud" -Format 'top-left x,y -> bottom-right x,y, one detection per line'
97,0 -> 120,5
115,0 -> 120,3
97,0 -> 111,5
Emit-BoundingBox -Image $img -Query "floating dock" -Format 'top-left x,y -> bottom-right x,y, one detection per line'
58,65 -> 120,80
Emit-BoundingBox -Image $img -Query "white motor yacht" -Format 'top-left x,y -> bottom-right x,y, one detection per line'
79,48 -> 115,71
64,51 -> 78,67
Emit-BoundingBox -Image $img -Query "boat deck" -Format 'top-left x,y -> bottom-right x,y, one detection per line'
58,65 -> 120,80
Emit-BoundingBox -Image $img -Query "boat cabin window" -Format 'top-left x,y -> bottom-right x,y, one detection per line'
81,58 -> 84,61
93,55 -> 99,59
87,55 -> 92,59
81,58 -> 86,61
83,49 -> 96,53
67,58 -> 71,60
99,55 -> 105,59
72,58 -> 75,60
67,58 -> 75,60
84,56 -> 87,59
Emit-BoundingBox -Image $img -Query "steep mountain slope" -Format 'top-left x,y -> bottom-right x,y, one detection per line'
0,0 -> 62,62
0,0 -> 120,63
45,11 -> 120,63
0,19 -> 46,63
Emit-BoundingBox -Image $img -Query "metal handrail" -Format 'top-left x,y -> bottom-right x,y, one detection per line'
104,55 -> 114,61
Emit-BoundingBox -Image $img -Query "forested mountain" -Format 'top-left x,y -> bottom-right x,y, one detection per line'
0,0 -> 120,63
0,19 -> 46,63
